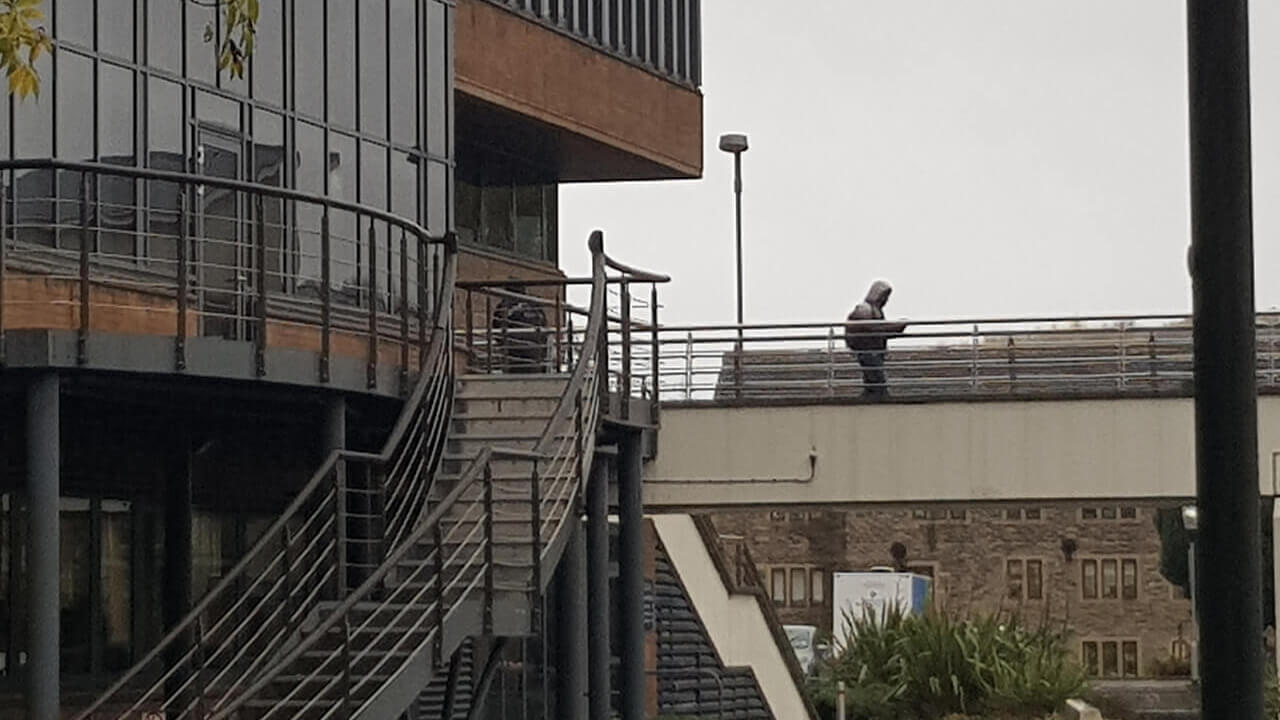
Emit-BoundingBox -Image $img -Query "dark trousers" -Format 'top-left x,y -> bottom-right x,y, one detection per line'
857,350 -> 887,397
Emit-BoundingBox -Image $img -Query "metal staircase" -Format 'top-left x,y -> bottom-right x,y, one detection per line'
74,230 -> 665,720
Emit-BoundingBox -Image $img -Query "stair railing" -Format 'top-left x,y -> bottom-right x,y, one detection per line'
73,238 -> 459,720
208,231 -> 631,720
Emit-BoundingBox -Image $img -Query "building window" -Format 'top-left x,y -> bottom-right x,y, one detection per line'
1006,558 -> 1043,600
1102,559 -> 1118,599
1082,559 -> 1098,599
771,569 -> 786,605
790,568 -> 807,605
1083,639 -> 1140,678
1082,505 -> 1140,522
913,507 -> 966,522
1120,506 -> 1138,520
811,569 -> 825,604
1122,559 -> 1138,600
1002,507 -> 1043,521
769,511 -> 786,523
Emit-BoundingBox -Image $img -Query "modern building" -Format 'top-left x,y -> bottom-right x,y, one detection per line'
0,2 -> 801,720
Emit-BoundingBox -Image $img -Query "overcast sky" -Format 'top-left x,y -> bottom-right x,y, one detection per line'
559,0 -> 1280,327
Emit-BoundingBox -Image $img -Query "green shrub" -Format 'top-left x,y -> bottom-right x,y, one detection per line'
810,605 -> 1085,720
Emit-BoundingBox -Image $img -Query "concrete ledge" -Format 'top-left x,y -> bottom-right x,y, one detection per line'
1063,698 -> 1104,720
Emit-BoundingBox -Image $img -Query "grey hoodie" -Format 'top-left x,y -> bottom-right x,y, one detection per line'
844,280 -> 907,352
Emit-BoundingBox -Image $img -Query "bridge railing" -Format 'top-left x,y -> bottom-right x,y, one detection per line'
655,313 -> 1280,403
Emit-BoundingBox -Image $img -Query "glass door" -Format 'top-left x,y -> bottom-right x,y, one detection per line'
194,125 -> 250,341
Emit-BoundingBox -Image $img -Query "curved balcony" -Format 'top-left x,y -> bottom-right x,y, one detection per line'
0,159 -> 453,397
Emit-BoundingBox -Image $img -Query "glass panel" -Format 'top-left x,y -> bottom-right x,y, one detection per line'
770,568 -> 785,604
389,0 -> 419,147
100,500 -> 131,670
148,0 -> 182,71
1122,559 -> 1138,599
99,63 -> 138,258
1082,560 -> 1097,599
252,0 -> 285,105
1006,560 -> 1022,599
514,184 -> 544,260
360,142 -> 388,308
1102,559 -> 1118,599
195,90 -> 240,134
392,151 -> 419,309
810,569 -> 824,603
1102,642 -> 1119,678
456,177 -> 479,245
60,498 -> 92,674
790,568 -> 806,605
327,0 -> 356,128
424,0 -> 447,157
328,132 -> 359,302
358,0 -> 387,137
1003,508 -> 1021,521
192,512 -> 228,599
1102,506 -> 1117,520
427,159 -> 447,236
186,0 -> 217,84
99,0 -> 134,59
147,78 -> 185,264
1081,507 -> 1098,520
1082,642 -> 1099,676
294,0 -> 325,119
1122,641 -> 1138,677
56,0 -> 93,46
1120,506 -> 1137,520
254,110 -> 286,291
1027,559 -> 1043,600
57,51 -> 95,162
481,183 -> 513,252
948,508 -> 966,520
1025,507 -> 1041,520
360,142 -> 388,210
294,122 -> 325,295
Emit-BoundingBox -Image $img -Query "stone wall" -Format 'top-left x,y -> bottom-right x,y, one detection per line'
710,501 -> 1194,678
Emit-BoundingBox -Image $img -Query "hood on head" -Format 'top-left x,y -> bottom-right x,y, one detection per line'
864,280 -> 893,309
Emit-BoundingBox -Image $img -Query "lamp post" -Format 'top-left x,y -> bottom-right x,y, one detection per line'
719,133 -> 749,395
718,133 -> 749,327
1182,504 -> 1199,682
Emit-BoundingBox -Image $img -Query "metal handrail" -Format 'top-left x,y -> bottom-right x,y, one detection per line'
208,233 -> 621,719
648,314 -> 1280,402
73,239 -> 459,720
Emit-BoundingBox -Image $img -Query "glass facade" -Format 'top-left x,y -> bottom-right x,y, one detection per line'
456,143 -> 559,265
1,0 -> 454,266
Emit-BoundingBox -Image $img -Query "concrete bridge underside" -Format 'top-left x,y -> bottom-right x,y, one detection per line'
644,396 -> 1280,508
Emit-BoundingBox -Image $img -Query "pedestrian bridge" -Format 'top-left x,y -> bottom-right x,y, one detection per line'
634,314 -> 1280,508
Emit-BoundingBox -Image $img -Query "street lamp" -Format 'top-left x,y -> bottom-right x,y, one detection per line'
718,132 -> 749,327
1183,504 -> 1199,681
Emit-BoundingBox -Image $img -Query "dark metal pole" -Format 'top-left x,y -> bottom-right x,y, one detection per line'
586,457 -> 613,719
27,373 -> 59,720
326,397 -> 348,592
556,519 -> 589,720
618,433 -> 646,720
1186,1 -> 1263,717
162,427 -> 193,701
733,151 -> 743,328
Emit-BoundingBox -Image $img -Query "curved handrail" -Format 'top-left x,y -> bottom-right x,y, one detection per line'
73,236 -> 459,720
0,158 -> 438,237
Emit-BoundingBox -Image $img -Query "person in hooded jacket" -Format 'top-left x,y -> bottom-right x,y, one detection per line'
493,284 -> 549,373
845,280 -> 908,397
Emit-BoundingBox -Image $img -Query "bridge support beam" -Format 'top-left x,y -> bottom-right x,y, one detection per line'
556,517 -> 589,720
1187,0 -> 1263,715
27,373 -> 59,720
618,433 -> 646,720
587,456 -> 613,719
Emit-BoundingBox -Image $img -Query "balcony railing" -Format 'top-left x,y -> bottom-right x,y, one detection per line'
0,159 -> 452,393
484,0 -> 701,89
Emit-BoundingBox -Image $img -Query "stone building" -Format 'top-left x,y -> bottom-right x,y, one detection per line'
711,501 -> 1196,679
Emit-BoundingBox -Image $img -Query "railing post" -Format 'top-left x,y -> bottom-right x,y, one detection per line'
566,313 -> 575,368
78,171 -> 92,366
366,218 -> 379,389
620,279 -> 632,420
650,283 -> 660,411
1,180 -> 8,368
175,186 -> 189,371
484,293 -> 493,373
1149,331 -> 1159,380
684,332 -> 693,401
483,462 -> 495,635
826,327 -> 835,397
1006,336 -> 1016,393
970,324 -> 979,390
554,290 -> 564,372
335,461 -> 348,595
433,520 -> 446,667
530,458 -> 544,628
320,207 -> 332,383
465,289 -> 475,367
254,194 -> 268,378
399,228 -> 410,394
1118,322 -> 1128,389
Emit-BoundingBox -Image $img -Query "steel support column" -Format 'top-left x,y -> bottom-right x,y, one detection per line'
556,517 -> 589,720
1186,1 -> 1263,716
587,457 -> 613,719
162,424 -> 193,710
27,373 -> 59,720
618,433 -> 646,720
